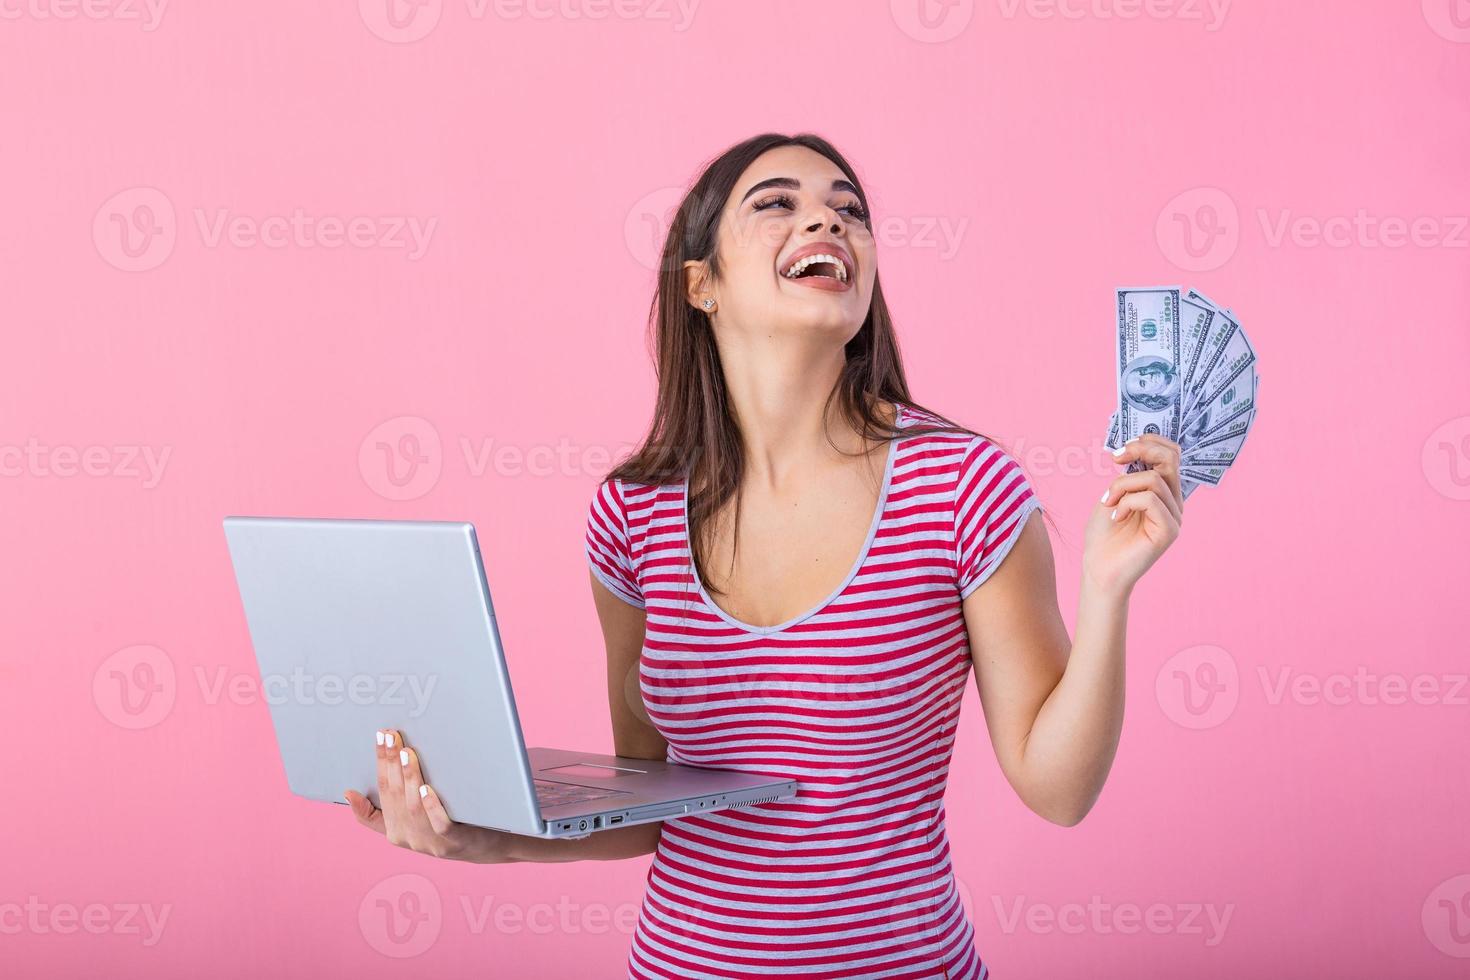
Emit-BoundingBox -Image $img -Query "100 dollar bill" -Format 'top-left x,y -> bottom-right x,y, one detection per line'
1114,287 -> 1183,445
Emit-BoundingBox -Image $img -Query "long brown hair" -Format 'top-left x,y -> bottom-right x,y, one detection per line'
607,132 -> 986,599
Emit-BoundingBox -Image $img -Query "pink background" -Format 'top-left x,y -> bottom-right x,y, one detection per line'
3,1 -> 1468,977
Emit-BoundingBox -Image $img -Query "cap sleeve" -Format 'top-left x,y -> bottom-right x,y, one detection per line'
585,478 -> 645,609
955,436 -> 1042,599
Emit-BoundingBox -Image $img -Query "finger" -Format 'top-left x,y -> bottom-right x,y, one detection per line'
384,729 -> 407,800
1111,437 -> 1182,507
398,745 -> 434,831
344,788 -> 385,834
418,783 -> 456,836
1102,471 -> 1181,524
1112,489 -> 1180,539
377,729 -> 407,840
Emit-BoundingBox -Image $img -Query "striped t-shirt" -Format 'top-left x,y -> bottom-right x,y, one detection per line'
584,403 -> 1042,980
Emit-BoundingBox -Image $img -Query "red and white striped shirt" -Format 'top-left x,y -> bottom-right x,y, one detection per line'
585,403 -> 1042,980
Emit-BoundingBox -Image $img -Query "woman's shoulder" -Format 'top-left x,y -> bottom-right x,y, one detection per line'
895,401 -> 987,448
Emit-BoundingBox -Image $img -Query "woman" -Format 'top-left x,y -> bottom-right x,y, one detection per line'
346,133 -> 1185,979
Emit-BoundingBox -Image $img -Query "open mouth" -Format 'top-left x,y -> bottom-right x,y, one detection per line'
781,252 -> 851,284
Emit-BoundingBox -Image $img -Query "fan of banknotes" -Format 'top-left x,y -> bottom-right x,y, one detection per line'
1105,286 -> 1257,500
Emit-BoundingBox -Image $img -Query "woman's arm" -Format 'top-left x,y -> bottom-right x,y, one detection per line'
962,435 -> 1183,826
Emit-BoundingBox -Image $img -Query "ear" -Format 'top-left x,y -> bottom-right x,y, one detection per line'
683,259 -> 712,312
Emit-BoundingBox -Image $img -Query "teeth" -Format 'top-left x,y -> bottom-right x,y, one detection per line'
783,253 -> 848,282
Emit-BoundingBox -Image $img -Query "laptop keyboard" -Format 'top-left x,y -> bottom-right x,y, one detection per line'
534,779 -> 625,808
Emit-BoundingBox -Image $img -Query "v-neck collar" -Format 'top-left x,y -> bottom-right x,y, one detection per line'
680,403 -> 911,636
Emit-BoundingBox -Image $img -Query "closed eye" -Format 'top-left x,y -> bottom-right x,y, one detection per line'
753,193 -> 868,222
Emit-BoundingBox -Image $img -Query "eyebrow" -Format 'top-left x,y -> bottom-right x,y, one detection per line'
739,176 -> 860,205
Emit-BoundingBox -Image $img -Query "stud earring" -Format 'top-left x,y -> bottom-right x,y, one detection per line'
702,299 -> 715,311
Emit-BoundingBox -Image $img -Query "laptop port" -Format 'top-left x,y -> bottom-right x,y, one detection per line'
592,816 -> 602,829
578,819 -> 588,831
609,815 -> 624,825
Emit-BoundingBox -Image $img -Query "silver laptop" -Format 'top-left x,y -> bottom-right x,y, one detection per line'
222,516 -> 797,839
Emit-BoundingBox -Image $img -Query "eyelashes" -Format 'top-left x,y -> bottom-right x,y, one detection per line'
753,193 -> 869,223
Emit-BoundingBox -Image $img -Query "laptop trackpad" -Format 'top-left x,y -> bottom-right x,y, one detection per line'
542,763 -> 648,779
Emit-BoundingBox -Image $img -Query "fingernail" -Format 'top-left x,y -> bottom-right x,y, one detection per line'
400,749 -> 409,766
419,784 -> 429,799
1110,508 -> 1118,520
375,731 -> 384,746
385,732 -> 395,748
1111,445 -> 1126,456
1100,491 -> 1109,503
